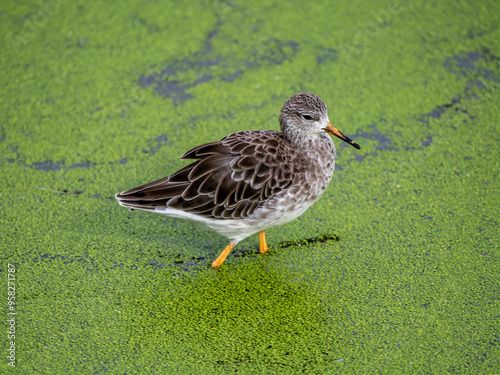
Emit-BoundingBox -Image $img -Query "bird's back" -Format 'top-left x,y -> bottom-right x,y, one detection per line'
115,130 -> 300,222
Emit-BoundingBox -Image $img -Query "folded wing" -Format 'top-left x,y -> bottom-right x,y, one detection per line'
115,131 -> 293,220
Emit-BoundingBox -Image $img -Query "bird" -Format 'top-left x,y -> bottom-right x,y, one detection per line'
115,93 -> 360,268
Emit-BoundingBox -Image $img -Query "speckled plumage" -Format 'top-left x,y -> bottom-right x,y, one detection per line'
116,93 -> 360,267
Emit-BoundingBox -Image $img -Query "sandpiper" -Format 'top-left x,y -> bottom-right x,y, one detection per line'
116,93 -> 360,268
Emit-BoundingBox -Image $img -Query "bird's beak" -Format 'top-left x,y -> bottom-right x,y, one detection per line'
324,122 -> 360,149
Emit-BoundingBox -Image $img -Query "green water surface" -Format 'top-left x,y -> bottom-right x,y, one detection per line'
1,0 -> 499,373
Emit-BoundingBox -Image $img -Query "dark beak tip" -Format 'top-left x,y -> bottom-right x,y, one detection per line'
353,143 -> 361,150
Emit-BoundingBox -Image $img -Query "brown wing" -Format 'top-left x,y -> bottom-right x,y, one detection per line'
115,130 -> 293,220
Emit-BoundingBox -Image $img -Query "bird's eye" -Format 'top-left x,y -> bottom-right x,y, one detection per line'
301,114 -> 314,120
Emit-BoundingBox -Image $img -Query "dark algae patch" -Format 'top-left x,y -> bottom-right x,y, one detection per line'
276,233 -> 340,249
1,0 -> 499,373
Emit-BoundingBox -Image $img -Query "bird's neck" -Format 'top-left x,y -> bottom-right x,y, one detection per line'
283,128 -> 324,147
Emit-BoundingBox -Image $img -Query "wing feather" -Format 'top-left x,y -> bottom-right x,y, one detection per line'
115,130 -> 294,220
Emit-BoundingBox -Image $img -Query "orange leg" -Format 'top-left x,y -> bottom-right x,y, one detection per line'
259,231 -> 268,254
211,240 -> 235,268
